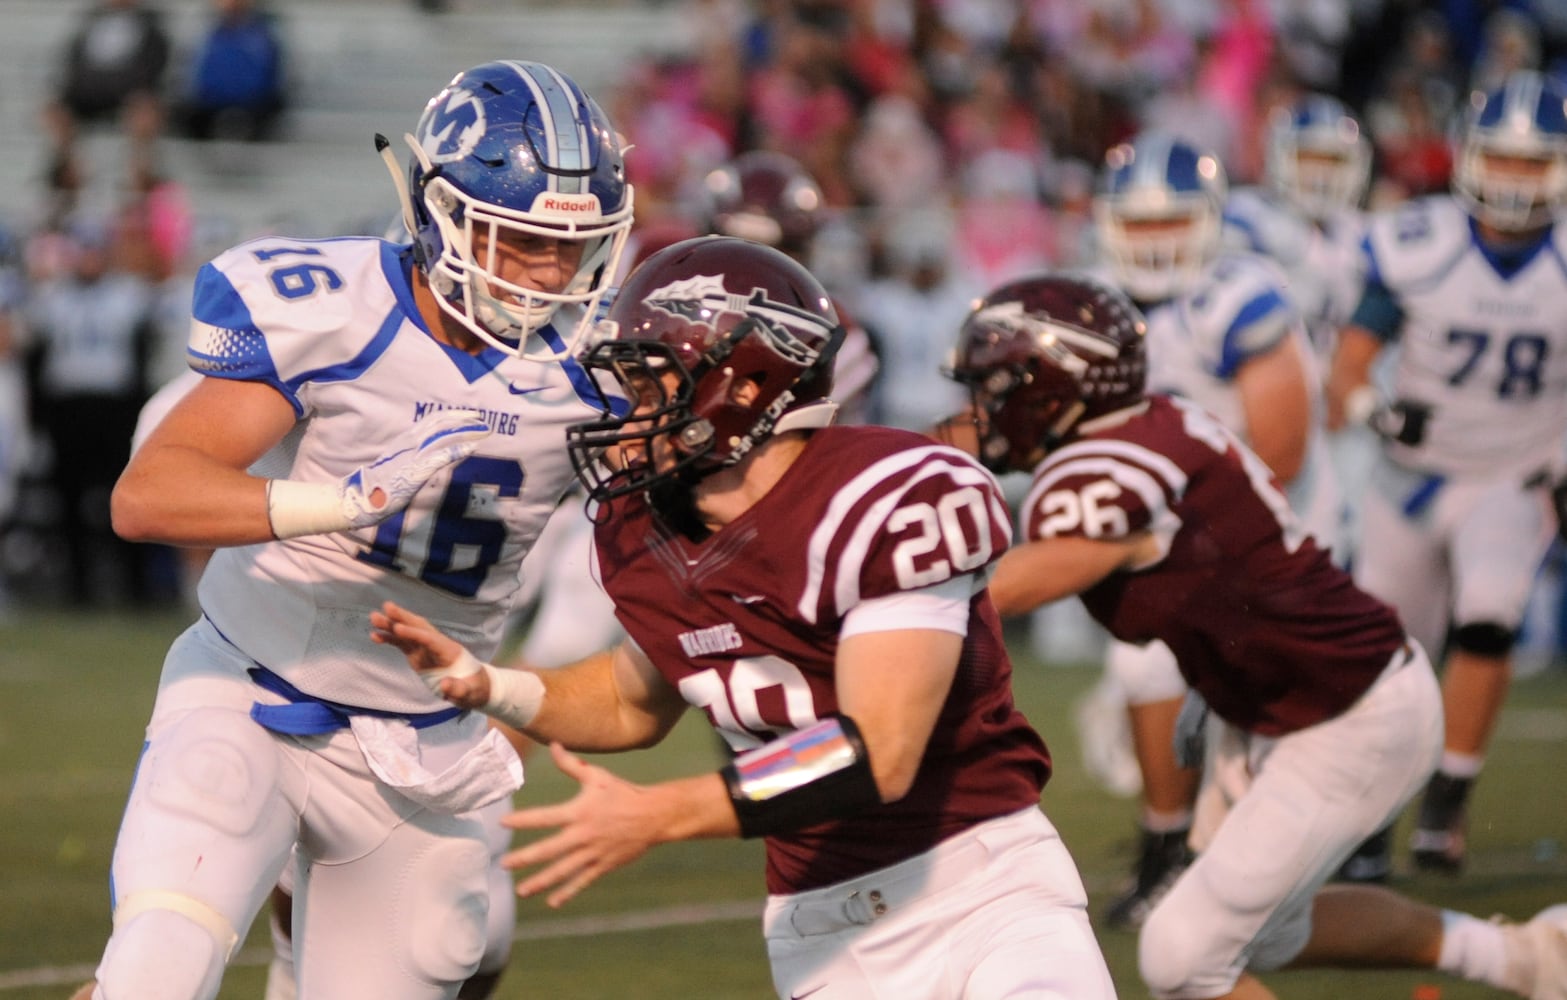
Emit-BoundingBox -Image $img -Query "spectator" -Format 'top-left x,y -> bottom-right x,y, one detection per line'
25,217 -> 161,606
43,0 -> 170,150
172,0 -> 289,142
855,206 -> 974,431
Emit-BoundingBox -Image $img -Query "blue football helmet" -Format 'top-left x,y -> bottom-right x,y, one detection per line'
1266,94 -> 1371,222
1093,132 -> 1228,301
1454,69 -> 1567,232
399,61 -> 634,358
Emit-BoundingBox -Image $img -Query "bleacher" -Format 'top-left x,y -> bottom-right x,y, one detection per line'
0,0 -> 692,242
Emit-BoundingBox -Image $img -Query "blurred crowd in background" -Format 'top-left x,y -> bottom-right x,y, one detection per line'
2,0 -> 1565,672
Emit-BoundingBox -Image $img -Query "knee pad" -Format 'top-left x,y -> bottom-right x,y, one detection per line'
478,856 -> 516,975
1138,903 -> 1231,999
1449,622 -> 1517,657
404,836 -> 490,983
1105,639 -> 1187,707
99,900 -> 230,1000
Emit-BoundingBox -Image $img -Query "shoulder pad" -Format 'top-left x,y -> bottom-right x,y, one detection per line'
1362,196 -> 1470,288
188,237 -> 407,407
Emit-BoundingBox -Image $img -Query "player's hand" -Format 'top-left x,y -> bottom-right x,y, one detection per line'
501,743 -> 658,908
370,600 -> 493,707
340,409 -> 491,527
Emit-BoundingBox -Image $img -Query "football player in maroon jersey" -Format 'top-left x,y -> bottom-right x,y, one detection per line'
370,238 -> 1116,1000
939,270 -> 1567,1000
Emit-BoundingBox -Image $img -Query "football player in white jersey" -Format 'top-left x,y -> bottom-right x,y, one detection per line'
1224,94 -> 1399,881
1327,68 -> 1567,876
1084,131 -> 1343,926
1225,94 -> 1378,556
71,60 -> 634,1000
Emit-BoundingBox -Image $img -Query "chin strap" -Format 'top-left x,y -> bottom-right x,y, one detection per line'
374,133 -> 419,241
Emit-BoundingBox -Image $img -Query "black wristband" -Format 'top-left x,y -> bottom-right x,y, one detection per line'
721,714 -> 881,839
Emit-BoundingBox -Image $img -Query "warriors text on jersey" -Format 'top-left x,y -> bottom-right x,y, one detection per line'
593,426 -> 1051,894
1021,395 -> 1404,735
189,236 -> 611,711
1355,196 -> 1567,478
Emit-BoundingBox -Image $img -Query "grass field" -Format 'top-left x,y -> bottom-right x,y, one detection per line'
2,607 -> 1564,999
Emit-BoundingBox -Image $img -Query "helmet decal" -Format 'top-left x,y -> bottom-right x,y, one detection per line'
419,89 -> 487,165
565,237 -> 843,511
644,274 -> 836,366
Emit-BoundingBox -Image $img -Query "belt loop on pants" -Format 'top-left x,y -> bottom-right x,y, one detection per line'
789,888 -> 889,936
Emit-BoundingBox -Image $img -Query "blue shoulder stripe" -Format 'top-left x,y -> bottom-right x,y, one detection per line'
1215,287 -> 1288,378
186,263 -> 297,412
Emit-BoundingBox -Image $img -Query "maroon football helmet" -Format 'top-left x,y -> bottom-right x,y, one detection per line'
568,236 -> 844,504
702,151 -> 824,257
946,272 -> 1147,474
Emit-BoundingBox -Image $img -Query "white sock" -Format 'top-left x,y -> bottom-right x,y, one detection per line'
1141,808 -> 1193,833
1438,751 -> 1483,779
1436,911 -> 1510,989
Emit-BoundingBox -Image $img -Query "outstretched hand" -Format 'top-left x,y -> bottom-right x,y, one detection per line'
370,600 -> 492,707
501,743 -> 661,909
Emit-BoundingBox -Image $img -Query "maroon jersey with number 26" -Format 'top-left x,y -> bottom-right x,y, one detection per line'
1022,395 -> 1405,736
593,425 -> 1052,894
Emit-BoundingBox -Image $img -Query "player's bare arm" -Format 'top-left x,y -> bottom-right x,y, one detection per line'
373,601 -> 686,752
1235,335 -> 1311,484
1324,324 -> 1383,431
835,626 -> 963,801
987,533 -> 1153,617
111,376 -> 296,546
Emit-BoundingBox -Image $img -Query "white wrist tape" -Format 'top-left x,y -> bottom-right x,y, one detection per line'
480,663 -> 546,729
1343,385 -> 1377,427
266,479 -> 353,539
419,647 -> 487,693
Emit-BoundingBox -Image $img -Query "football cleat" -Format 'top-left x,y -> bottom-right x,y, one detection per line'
1335,826 -> 1393,884
1411,771 -> 1472,874
1104,826 -> 1193,930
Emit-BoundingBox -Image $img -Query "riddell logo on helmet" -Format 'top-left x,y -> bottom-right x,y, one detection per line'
533,193 -> 601,216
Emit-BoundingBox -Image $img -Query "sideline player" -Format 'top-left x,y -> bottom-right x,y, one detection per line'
942,270 -> 1567,1000
1327,68 -> 1567,874
1086,130 -> 1342,924
371,236 -> 1117,1000
71,60 -> 634,1000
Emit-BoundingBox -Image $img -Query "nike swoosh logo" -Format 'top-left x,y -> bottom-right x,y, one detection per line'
730,594 -> 767,605
507,383 -> 548,396
790,987 -> 827,999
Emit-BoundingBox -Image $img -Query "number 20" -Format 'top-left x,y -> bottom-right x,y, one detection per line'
887,487 -> 993,590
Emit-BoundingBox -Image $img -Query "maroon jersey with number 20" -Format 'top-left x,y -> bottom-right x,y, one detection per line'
1022,395 -> 1406,736
593,425 -> 1052,894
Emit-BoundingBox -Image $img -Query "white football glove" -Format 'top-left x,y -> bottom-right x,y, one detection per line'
267,409 -> 493,539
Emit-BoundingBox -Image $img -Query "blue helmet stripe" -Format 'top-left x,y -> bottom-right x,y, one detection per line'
499,60 -> 588,196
